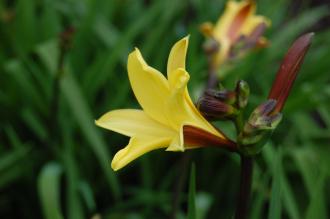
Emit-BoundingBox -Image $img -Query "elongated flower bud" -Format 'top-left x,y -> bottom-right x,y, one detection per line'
268,32 -> 314,113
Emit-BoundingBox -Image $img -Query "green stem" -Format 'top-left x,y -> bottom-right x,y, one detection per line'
48,42 -> 65,140
234,110 -> 254,219
235,155 -> 253,219
48,28 -> 73,148
234,111 -> 244,134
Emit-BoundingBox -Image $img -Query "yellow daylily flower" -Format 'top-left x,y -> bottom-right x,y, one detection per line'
96,37 -> 235,171
201,0 -> 270,67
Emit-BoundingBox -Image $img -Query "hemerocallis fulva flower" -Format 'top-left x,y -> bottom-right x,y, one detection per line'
96,37 -> 236,171
200,0 -> 270,67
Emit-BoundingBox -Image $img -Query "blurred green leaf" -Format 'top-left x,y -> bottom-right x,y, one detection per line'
305,170 -> 327,219
187,163 -> 196,219
36,39 -> 121,200
195,193 -> 213,219
38,162 -> 64,219
263,144 -> 300,219
0,146 -> 31,187
268,148 -> 282,219
79,181 -> 97,212
63,129 -> 84,219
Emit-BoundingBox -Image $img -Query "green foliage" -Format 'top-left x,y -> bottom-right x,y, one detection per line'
0,0 -> 329,218
187,163 -> 196,219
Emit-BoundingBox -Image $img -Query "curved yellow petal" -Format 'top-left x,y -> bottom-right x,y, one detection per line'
167,68 -> 224,138
111,136 -> 171,171
127,49 -> 170,125
167,69 -> 198,129
95,109 -> 175,138
167,36 -> 189,77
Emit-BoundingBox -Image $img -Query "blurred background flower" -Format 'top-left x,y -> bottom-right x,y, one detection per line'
0,0 -> 329,218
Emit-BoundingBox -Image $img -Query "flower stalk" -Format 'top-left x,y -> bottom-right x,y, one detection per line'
233,32 -> 313,219
235,155 -> 253,219
49,27 -> 75,144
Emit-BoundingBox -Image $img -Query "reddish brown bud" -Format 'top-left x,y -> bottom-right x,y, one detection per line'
205,89 -> 236,103
197,90 -> 237,120
59,27 -> 76,51
268,32 -> 314,113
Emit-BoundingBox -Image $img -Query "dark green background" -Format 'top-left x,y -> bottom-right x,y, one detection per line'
0,0 -> 329,218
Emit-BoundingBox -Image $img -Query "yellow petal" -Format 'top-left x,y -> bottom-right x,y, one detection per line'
213,0 -> 248,41
95,109 -> 175,138
212,38 -> 231,67
241,15 -> 271,36
127,49 -> 170,126
167,36 -> 189,77
167,68 -> 198,129
111,136 -> 171,171
166,125 -> 184,151
167,68 -> 224,138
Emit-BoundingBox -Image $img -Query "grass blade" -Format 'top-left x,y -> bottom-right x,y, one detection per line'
38,162 -> 64,219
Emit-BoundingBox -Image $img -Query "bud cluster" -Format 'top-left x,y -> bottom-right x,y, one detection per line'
197,32 -> 313,156
237,100 -> 282,155
197,80 -> 250,120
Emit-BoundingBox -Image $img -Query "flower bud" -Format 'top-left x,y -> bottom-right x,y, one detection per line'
238,99 -> 282,155
197,90 -> 237,120
268,32 -> 314,113
235,80 -> 250,109
205,89 -> 236,104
